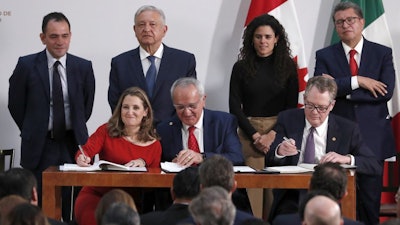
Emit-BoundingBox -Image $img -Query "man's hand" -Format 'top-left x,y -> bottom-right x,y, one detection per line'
319,152 -> 351,164
357,76 -> 387,98
174,149 -> 203,166
277,138 -> 299,156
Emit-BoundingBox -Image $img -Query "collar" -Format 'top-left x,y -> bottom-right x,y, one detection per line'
182,109 -> 204,131
305,115 -> 329,137
139,43 -> 164,61
46,49 -> 67,69
342,37 -> 364,55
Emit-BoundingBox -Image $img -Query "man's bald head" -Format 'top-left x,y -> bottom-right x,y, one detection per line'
303,195 -> 343,225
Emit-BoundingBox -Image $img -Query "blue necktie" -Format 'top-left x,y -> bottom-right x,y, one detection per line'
146,56 -> 156,98
52,61 -> 66,140
303,127 -> 315,163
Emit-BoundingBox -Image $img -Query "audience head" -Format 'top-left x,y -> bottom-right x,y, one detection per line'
40,12 -> 71,59
108,87 -> 157,141
302,195 -> 343,225
171,167 -> 200,202
199,155 -> 236,194
309,162 -> 347,201
170,77 -> 206,127
133,5 -> 167,51
303,76 -> 337,127
189,186 -> 236,225
101,202 -> 140,225
1,168 -> 38,205
380,218 -> 400,225
4,203 -> 49,225
332,1 -> 364,47
0,195 -> 28,225
95,189 -> 137,225
239,218 -> 270,225
299,190 -> 336,222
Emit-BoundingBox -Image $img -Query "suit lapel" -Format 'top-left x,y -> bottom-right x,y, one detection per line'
36,50 -> 51,100
153,44 -> 170,98
171,117 -> 184,151
326,116 -> 340,153
333,43 -> 352,77
66,54 -> 76,102
202,110 -> 212,152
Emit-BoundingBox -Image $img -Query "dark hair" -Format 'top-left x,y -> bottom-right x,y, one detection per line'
107,87 -> 158,142
304,76 -> 337,102
95,189 -> 137,225
2,168 -> 37,201
173,167 -> 200,199
239,13 -> 297,86
101,202 -> 140,225
309,162 -> 347,201
199,155 -> 234,192
332,1 -> 364,22
42,12 -> 70,33
5,203 -> 49,225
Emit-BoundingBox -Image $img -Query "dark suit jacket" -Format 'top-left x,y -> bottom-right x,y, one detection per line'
156,109 -> 244,166
108,44 -> 196,124
314,39 -> 396,160
178,209 -> 255,225
265,108 -> 381,221
8,50 -> 95,169
140,203 -> 190,225
272,213 -> 364,225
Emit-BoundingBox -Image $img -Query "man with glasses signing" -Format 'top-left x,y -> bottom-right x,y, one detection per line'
265,76 -> 381,223
314,2 -> 396,225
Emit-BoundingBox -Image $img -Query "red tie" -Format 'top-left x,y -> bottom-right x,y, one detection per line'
188,126 -> 200,153
349,49 -> 358,76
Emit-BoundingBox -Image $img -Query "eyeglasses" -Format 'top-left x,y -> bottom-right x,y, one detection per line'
304,103 -> 331,113
174,99 -> 202,111
334,17 -> 360,26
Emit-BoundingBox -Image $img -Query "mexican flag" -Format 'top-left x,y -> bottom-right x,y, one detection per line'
332,0 -> 399,205
244,0 -> 309,108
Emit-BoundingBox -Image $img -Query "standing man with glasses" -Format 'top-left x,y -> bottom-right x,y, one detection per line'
8,12 -> 95,222
108,5 -> 196,125
314,2 -> 396,225
265,76 -> 381,223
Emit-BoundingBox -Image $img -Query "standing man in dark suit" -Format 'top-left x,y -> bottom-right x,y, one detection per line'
8,12 -> 95,222
314,2 -> 396,224
265,76 -> 381,223
108,5 -> 196,124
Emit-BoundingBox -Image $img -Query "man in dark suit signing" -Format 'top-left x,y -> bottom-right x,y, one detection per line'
314,2 -> 396,225
157,77 -> 249,212
108,5 -> 196,124
8,12 -> 95,222
265,76 -> 381,223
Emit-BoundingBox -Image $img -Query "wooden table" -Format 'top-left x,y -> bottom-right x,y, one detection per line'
42,167 -> 356,220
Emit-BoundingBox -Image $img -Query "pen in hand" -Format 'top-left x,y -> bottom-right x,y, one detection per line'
283,137 -> 301,153
78,145 -> 88,160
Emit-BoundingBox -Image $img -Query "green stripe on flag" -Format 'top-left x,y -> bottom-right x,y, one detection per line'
331,0 -> 384,44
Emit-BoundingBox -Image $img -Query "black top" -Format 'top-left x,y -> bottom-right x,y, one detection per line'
229,55 -> 298,138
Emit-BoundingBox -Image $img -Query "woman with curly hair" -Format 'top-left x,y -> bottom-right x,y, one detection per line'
74,87 -> 161,225
229,13 -> 299,219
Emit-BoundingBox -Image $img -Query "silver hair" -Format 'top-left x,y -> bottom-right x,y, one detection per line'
170,77 -> 205,99
134,5 -> 166,25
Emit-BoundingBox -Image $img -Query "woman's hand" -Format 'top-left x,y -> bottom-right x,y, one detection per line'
125,158 -> 146,167
76,154 -> 91,167
253,130 -> 276,154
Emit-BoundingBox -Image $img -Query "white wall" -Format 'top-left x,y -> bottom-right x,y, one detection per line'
1,0 -> 399,166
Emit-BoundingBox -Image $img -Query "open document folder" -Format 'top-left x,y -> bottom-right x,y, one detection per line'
161,162 -> 256,173
60,160 -> 147,172
264,163 -> 356,174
